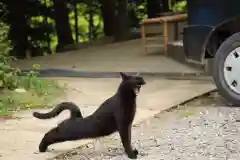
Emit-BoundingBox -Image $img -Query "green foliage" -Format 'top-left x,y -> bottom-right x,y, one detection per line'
128,0 -> 147,28
26,0 -> 105,52
168,0 -> 177,11
1,0 -> 187,58
172,0 -> 187,12
0,23 -> 19,89
0,22 -> 44,91
26,0 -> 54,55
0,0 -> 151,57
0,19 -> 62,116
69,2 -> 103,42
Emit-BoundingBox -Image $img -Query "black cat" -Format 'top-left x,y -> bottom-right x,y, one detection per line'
33,72 -> 146,159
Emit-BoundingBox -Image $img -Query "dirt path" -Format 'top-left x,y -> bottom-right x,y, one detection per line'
53,92 -> 240,160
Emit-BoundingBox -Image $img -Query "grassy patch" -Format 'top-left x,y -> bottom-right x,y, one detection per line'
0,22 -> 65,117
0,78 -> 64,117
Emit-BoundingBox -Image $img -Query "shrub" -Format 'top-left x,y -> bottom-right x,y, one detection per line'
172,0 -> 187,12
0,23 -> 21,89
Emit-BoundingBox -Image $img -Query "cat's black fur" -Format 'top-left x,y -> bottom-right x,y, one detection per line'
33,72 -> 146,159
33,102 -> 83,119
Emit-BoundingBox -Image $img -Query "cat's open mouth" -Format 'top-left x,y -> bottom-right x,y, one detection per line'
134,85 -> 142,95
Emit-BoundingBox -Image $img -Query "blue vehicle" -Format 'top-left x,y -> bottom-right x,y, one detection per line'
183,0 -> 240,105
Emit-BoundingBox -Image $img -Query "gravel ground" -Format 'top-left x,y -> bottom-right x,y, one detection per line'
53,92 -> 240,160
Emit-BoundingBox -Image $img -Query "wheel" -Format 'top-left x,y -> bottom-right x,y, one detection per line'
213,32 -> 240,106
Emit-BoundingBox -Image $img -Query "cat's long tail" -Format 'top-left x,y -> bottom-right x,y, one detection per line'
33,102 -> 83,119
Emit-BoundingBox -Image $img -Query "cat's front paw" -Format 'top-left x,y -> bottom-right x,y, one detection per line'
127,149 -> 138,159
39,143 -> 47,152
133,149 -> 138,155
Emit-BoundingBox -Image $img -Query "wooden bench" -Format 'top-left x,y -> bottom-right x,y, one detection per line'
140,13 -> 187,55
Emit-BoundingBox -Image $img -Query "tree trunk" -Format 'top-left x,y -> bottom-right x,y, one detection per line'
162,0 -> 170,12
7,0 -> 28,59
100,0 -> 116,36
114,0 -> 130,41
146,0 -> 163,18
53,0 -> 74,52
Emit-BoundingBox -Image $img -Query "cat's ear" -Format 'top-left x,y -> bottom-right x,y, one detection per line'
120,72 -> 129,80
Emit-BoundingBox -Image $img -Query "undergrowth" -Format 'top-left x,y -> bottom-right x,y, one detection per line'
0,20 -> 63,117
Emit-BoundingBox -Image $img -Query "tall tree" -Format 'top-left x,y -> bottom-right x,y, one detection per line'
53,0 -> 74,52
100,0 -> 116,36
146,0 -> 163,18
7,0 -> 28,59
26,0 -> 54,57
114,0 -> 130,41
162,0 -> 170,12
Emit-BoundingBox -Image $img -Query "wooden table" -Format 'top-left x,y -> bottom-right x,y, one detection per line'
141,13 -> 187,55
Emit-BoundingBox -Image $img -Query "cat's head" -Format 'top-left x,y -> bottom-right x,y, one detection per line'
119,72 -> 146,96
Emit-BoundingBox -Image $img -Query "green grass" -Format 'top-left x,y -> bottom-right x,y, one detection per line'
0,78 -> 64,117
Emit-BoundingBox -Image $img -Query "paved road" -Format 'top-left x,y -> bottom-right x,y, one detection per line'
13,39 -> 203,76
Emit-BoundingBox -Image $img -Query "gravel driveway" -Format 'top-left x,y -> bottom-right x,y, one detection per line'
53,92 -> 240,160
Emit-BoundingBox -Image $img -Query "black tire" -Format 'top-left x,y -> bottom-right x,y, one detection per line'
213,32 -> 240,106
